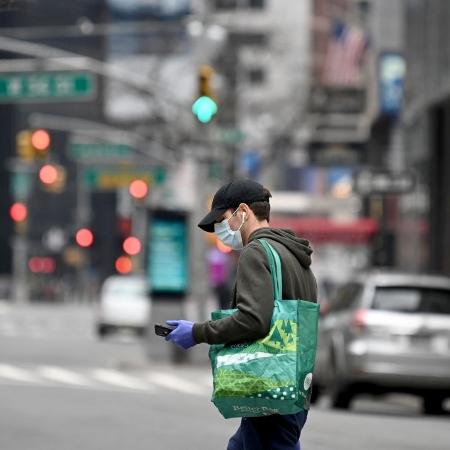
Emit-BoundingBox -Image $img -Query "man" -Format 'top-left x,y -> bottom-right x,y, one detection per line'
166,179 -> 317,450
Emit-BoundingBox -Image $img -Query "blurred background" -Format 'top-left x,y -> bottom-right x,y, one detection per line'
0,1 -> 449,449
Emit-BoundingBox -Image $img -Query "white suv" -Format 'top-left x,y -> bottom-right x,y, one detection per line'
314,271 -> 450,414
95,275 -> 151,337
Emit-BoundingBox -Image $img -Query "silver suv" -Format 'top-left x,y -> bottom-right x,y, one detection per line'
314,271 -> 450,414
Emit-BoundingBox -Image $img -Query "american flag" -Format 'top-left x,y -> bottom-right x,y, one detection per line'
321,20 -> 368,87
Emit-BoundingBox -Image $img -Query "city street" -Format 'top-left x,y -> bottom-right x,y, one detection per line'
1,2 -> 450,449
0,302 -> 449,450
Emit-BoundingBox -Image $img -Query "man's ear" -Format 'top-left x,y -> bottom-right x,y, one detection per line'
239,203 -> 250,218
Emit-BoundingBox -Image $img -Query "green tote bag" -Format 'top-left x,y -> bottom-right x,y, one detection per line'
208,238 -> 320,419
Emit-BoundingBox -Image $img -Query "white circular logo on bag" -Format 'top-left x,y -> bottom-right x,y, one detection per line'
304,373 -> 313,391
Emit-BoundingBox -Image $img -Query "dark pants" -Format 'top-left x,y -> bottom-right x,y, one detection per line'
227,410 -> 308,450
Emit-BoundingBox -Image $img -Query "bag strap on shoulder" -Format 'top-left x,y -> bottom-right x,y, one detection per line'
257,238 -> 282,300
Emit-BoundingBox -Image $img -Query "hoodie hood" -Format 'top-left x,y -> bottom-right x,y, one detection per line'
249,227 -> 313,269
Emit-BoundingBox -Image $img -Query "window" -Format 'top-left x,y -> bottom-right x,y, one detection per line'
104,280 -> 148,297
328,282 -> 363,312
215,0 -> 265,10
247,67 -> 265,84
249,0 -> 265,7
372,287 -> 450,315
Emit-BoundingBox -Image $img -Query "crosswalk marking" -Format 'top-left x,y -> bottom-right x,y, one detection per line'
38,366 -> 92,387
1,328 -> 19,337
0,363 -> 212,396
0,322 -> 92,341
0,364 -> 42,383
147,372 -> 209,396
91,369 -> 153,391
29,330 -> 46,339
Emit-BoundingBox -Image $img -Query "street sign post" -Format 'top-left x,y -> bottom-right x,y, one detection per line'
354,169 -> 416,195
0,71 -> 95,102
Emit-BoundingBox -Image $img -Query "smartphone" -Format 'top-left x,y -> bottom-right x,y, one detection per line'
154,323 -> 176,337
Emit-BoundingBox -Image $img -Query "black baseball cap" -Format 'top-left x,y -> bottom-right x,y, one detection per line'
198,179 -> 269,232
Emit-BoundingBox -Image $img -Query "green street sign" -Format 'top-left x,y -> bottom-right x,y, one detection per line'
11,172 -> 33,200
83,166 -> 167,190
69,143 -> 134,161
0,71 -> 95,102
220,128 -> 245,144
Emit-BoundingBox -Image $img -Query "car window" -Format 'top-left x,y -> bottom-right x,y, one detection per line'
328,282 -> 363,312
372,287 -> 450,314
104,283 -> 148,297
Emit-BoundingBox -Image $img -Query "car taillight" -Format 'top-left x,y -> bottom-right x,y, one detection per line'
351,309 -> 368,332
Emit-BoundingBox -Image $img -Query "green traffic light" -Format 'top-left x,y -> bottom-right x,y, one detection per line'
192,96 -> 218,123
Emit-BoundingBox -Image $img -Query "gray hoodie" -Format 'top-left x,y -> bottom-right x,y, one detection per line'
192,227 -> 317,345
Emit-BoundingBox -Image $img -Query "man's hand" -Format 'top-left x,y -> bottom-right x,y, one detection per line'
165,320 -> 196,350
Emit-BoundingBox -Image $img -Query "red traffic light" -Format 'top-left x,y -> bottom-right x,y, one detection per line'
75,228 -> 94,248
129,179 -> 149,199
31,129 -> 51,152
10,202 -> 28,222
123,236 -> 142,256
39,164 -> 58,185
115,255 -> 133,274
28,257 -> 56,274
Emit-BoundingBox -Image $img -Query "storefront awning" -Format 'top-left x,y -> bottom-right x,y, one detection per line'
270,217 -> 379,244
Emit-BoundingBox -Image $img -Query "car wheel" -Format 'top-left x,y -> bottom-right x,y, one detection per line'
327,347 -> 354,410
135,327 -> 147,337
97,324 -> 109,338
309,384 -> 321,404
423,395 -> 445,415
330,385 -> 354,410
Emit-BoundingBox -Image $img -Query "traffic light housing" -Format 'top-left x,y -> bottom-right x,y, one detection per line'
192,65 -> 218,123
16,129 -> 51,161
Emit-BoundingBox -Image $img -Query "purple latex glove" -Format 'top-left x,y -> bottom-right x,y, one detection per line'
165,320 -> 196,350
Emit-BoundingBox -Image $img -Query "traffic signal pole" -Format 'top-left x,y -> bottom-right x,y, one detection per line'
190,151 -> 213,327
9,159 -> 33,303
130,199 -> 147,275
9,127 -> 51,303
12,232 -> 28,303
75,162 -> 91,302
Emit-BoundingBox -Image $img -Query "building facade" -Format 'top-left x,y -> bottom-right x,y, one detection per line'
210,0 -> 312,184
399,0 -> 450,276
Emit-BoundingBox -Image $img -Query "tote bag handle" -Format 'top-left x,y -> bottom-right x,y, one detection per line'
257,239 -> 282,301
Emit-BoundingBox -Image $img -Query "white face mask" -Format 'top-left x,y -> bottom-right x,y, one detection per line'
214,209 -> 246,250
